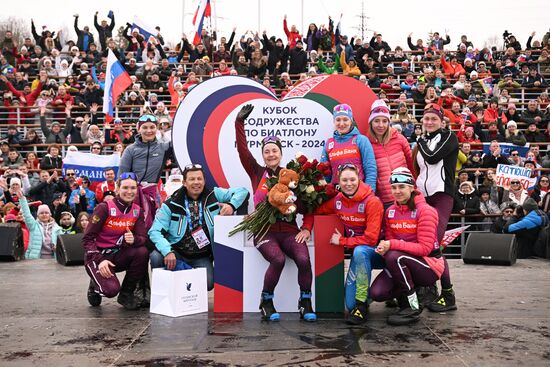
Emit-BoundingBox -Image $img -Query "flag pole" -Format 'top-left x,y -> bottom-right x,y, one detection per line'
182,0 -> 186,33
257,0 -> 261,33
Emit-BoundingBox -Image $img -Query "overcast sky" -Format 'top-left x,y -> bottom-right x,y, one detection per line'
2,0 -> 549,50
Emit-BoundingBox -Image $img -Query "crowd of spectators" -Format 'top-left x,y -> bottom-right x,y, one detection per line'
1,11 -> 550,253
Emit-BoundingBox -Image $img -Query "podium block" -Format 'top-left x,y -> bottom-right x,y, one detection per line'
313,215 -> 345,313
213,215 -> 345,314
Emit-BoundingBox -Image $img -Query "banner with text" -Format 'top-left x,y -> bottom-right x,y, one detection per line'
495,164 -> 537,191
62,152 -> 120,182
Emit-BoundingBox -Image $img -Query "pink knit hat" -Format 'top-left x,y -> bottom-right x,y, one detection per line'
37,205 -> 51,215
369,100 -> 391,123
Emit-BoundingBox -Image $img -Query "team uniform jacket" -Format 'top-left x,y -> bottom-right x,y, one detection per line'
384,192 -> 445,278
312,182 -> 383,248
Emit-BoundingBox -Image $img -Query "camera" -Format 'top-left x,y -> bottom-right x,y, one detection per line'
502,30 -> 514,48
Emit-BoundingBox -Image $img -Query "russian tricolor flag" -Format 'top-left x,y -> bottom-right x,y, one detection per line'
102,50 -> 132,123
132,16 -> 157,43
192,0 -> 211,45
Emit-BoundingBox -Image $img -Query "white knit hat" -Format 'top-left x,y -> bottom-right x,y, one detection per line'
9,177 -> 21,187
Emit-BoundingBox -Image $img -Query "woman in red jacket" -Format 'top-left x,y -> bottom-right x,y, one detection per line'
367,99 -> 414,208
313,164 -> 384,325
370,168 -> 452,326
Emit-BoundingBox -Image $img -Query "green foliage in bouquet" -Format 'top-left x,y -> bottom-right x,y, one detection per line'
229,153 -> 333,241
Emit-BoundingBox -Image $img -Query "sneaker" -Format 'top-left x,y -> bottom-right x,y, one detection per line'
87,280 -> 102,307
416,284 -> 439,307
387,306 -> 422,326
347,301 -> 368,325
427,289 -> 457,312
259,292 -> 280,321
298,291 -> 317,322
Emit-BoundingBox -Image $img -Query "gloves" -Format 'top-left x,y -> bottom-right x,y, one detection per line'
237,104 -> 254,121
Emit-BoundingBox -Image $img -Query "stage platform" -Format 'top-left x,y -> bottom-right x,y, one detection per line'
0,259 -> 549,367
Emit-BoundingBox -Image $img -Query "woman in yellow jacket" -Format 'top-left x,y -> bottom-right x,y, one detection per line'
340,50 -> 361,77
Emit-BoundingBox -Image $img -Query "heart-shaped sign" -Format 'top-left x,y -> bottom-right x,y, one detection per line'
172,75 -> 377,191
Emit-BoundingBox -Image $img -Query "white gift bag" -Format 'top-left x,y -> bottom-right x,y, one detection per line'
150,268 -> 208,317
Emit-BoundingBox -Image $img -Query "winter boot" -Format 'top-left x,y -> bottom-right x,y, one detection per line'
87,280 -> 102,307
259,292 -> 280,321
134,274 -> 151,308
298,291 -> 317,322
427,287 -> 457,312
387,292 -> 423,326
347,300 -> 368,325
416,284 -> 439,307
117,277 -> 140,310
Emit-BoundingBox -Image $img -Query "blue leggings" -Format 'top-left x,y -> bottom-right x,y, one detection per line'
345,245 -> 385,311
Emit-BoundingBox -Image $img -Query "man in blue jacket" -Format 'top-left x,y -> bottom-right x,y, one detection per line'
148,164 -> 249,290
504,198 -> 548,258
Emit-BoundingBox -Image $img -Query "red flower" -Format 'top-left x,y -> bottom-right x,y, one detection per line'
314,185 -> 323,192
317,162 -> 329,171
310,159 -> 318,168
325,183 -> 338,198
302,162 -> 313,171
297,155 -> 308,165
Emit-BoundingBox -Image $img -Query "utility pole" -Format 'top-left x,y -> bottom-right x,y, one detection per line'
353,1 -> 370,41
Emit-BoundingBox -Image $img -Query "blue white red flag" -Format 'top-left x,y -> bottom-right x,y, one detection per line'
192,0 -> 211,45
102,49 -> 132,123
132,16 -> 157,43
62,152 -> 121,182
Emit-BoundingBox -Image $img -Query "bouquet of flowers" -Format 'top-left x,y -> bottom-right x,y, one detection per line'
229,152 -> 332,240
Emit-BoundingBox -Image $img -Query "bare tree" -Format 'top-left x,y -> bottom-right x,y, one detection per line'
484,35 -> 502,50
0,16 -> 30,44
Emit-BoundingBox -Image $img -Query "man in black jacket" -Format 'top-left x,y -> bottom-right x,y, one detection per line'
262,33 -> 286,74
482,141 -> 510,168
94,11 -> 115,51
74,15 -> 95,52
288,40 -> 307,75
520,100 -> 548,129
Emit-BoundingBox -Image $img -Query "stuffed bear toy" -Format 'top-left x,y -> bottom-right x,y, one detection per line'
268,169 -> 300,215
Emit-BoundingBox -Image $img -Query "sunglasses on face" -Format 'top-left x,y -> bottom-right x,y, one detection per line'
503,210 -> 513,214
120,172 -> 138,180
511,153 -> 518,156
66,173 -> 75,176
541,179 -> 549,183
511,181 -> 520,185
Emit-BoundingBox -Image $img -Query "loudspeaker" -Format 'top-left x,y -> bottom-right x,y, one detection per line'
0,223 -> 24,261
56,233 -> 85,266
463,233 -> 517,266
